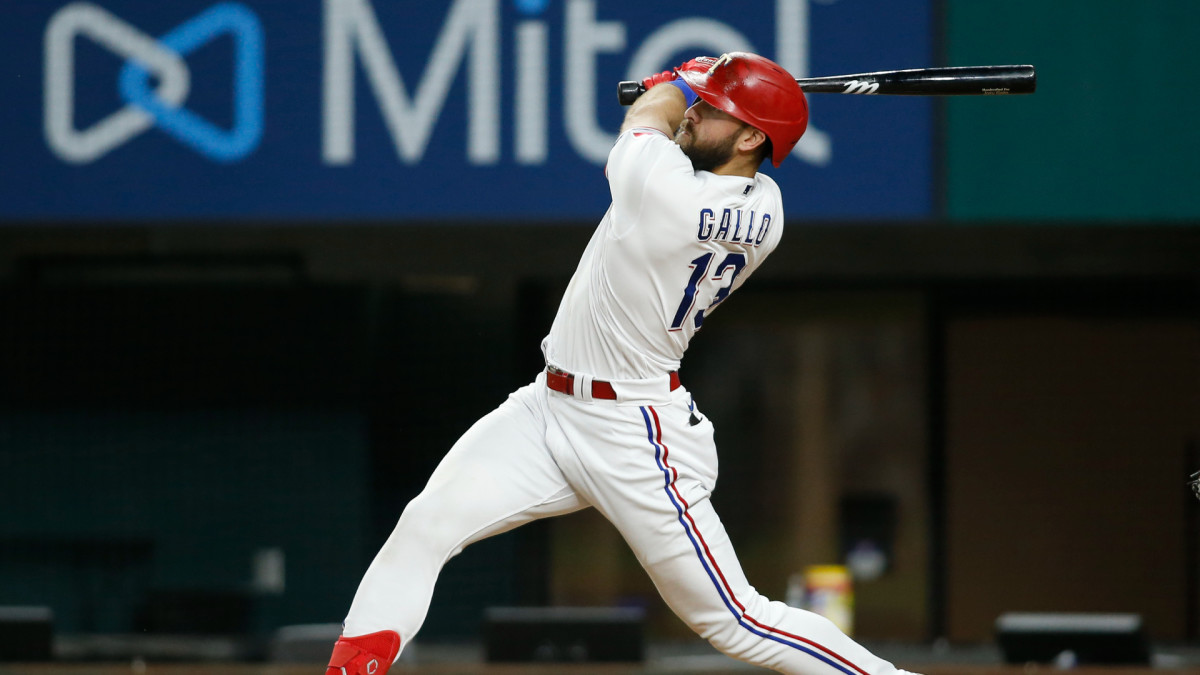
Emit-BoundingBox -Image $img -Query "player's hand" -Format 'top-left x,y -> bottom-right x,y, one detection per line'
641,58 -> 710,108
640,57 -> 712,90
638,69 -> 696,106
640,69 -> 678,91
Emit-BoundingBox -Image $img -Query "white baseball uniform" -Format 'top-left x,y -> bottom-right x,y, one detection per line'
339,128 -> 916,675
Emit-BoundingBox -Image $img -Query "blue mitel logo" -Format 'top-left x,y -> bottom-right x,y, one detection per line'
44,2 -> 264,163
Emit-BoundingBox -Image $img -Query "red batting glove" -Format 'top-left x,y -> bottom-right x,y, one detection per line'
641,69 -> 677,90
643,56 -> 718,90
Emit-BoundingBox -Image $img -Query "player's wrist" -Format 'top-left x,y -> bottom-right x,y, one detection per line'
641,65 -> 699,108
666,79 -> 698,108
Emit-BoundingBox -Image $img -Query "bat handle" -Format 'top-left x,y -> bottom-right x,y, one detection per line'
618,81 -> 645,106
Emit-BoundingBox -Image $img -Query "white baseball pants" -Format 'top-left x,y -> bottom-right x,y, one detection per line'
341,372 -> 912,675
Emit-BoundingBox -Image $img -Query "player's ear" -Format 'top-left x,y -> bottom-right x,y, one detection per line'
734,125 -> 763,151
738,126 -> 768,156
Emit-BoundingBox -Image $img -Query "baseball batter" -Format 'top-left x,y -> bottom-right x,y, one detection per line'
327,53 -> 925,675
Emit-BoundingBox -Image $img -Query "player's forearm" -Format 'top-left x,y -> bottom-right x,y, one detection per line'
619,83 -> 686,136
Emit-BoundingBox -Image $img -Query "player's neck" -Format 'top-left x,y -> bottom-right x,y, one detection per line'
710,156 -> 760,179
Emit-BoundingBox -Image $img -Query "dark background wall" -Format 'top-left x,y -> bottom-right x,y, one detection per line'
1,225 -> 1196,644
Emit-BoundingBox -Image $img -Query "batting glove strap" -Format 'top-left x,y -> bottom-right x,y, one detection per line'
666,78 -> 699,107
641,69 -> 699,107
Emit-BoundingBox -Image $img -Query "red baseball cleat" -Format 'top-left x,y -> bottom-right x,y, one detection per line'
326,630 -> 401,675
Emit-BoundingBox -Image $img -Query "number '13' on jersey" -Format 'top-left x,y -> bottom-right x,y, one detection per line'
669,252 -> 747,331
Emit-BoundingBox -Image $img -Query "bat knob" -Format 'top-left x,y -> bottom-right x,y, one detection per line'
618,81 -> 645,106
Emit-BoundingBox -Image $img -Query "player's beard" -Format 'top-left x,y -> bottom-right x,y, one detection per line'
675,120 -> 740,173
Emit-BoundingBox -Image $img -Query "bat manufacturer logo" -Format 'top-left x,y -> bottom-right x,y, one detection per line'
842,80 -> 880,95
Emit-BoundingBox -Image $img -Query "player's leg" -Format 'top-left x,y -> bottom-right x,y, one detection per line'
331,379 -> 587,673
636,485 -> 914,674
554,393 -> 917,675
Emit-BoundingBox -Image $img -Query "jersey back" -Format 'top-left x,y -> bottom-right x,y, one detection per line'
542,127 -> 785,380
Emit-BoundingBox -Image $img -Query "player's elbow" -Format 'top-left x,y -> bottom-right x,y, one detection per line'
619,85 -> 685,135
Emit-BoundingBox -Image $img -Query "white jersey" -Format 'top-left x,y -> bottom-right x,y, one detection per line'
542,127 -> 785,381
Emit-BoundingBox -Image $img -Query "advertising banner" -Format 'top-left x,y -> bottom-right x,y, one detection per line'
1,0 -> 932,222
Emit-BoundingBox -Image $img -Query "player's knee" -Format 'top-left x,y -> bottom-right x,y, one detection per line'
696,622 -> 759,665
684,610 -> 754,661
379,494 -> 459,559
690,597 -> 786,664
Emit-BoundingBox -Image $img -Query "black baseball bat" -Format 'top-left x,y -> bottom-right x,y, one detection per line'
618,64 -> 1036,105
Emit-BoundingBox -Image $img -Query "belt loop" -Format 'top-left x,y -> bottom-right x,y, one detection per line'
574,373 -> 594,403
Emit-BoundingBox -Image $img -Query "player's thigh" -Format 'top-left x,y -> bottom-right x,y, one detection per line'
402,384 -> 587,551
633,493 -> 754,632
586,400 -> 742,628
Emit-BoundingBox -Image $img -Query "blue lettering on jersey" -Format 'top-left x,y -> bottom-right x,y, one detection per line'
714,209 -> 732,240
755,213 -> 772,245
695,208 -> 773,247
697,208 -> 715,241
730,210 -> 744,242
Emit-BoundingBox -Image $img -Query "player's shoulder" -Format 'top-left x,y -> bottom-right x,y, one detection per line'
749,171 -> 786,248
752,170 -> 782,195
622,126 -> 671,140
607,127 -> 693,185
747,171 -> 785,213
612,126 -> 676,156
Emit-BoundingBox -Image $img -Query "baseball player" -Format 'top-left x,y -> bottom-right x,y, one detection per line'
327,52 -> 925,675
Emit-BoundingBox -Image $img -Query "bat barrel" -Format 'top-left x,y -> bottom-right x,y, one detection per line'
799,65 -> 1036,96
617,64 -> 1036,104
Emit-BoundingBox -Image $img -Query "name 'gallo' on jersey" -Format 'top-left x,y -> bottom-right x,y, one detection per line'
542,127 -> 785,381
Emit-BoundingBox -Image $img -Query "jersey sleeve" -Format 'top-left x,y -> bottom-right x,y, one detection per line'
605,128 -> 697,234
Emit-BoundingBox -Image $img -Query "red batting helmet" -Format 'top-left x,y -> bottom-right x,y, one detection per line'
675,52 -> 808,167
